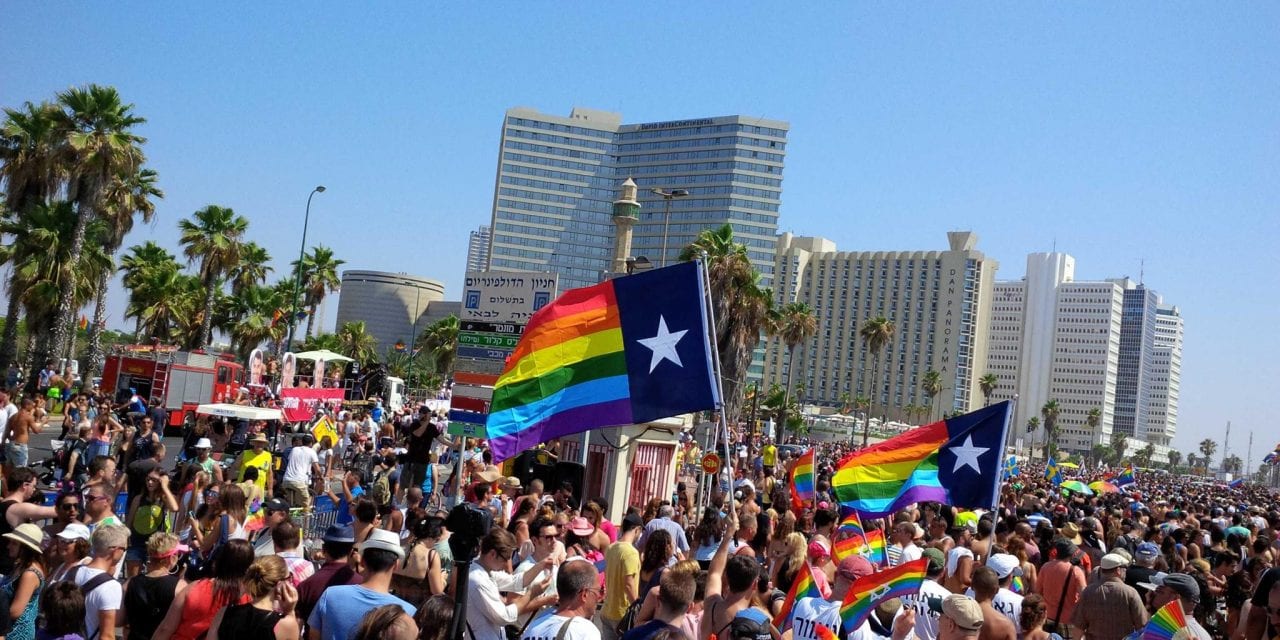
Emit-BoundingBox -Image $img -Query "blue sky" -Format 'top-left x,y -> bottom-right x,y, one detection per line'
3,4 -> 1277,458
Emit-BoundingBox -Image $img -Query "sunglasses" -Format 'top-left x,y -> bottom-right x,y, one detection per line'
60,503 -> 80,511
85,494 -> 108,502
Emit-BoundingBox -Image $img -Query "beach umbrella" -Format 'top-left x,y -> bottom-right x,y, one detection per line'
1061,480 -> 1094,495
1059,462 -> 1080,469
1089,480 -> 1120,494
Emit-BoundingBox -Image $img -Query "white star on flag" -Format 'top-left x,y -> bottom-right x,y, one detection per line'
950,435 -> 990,473
636,315 -> 689,373
870,584 -> 892,600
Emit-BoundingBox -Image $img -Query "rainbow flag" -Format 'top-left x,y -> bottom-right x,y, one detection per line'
834,529 -> 888,567
839,558 -> 929,632
814,623 -> 839,640
839,507 -> 866,538
832,402 -> 1011,517
484,262 -> 718,461
773,561 -> 821,630
790,448 -> 816,514
1011,575 -> 1025,594
1114,464 -> 1136,486
1139,599 -> 1188,640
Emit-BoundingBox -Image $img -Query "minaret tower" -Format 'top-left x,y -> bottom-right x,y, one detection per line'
611,177 -> 641,274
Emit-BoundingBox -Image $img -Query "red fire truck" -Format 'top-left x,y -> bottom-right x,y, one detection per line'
100,345 -> 245,434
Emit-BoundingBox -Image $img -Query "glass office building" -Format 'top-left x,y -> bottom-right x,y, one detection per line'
486,107 -> 789,291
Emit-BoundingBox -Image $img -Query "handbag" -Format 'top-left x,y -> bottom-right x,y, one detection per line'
616,567 -> 664,635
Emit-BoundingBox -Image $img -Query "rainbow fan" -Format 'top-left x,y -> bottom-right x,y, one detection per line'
1141,600 -> 1188,640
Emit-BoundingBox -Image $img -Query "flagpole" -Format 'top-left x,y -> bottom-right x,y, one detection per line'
696,255 -> 735,518
984,398 -> 1015,566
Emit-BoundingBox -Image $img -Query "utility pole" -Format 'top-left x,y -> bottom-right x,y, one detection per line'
1223,421 -> 1231,471
1247,431 -> 1253,481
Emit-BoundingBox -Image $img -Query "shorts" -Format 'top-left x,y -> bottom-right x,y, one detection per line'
402,462 -> 429,490
5,442 -> 28,467
125,542 -> 148,565
282,481 -> 310,508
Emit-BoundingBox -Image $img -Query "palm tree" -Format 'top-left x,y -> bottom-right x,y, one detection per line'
87,165 -> 163,375
838,392 -> 852,415
337,321 -> 378,365
178,205 -> 248,348
679,224 -> 774,427
1199,438 -> 1218,472
1040,400 -> 1061,458
51,85 -> 146,363
978,373 -> 998,407
921,369 -> 943,421
0,101 -> 66,370
229,242 -> 272,297
1166,450 -> 1182,471
777,301 -> 817,437
1085,408 -> 1101,432
120,241 -> 179,337
1222,455 -> 1243,476
859,317 -> 895,446
131,268 -> 197,343
302,332 -> 344,353
1024,417 -> 1040,458
419,315 -> 460,378
294,246 -> 345,339
1109,433 -> 1129,466
225,284 -> 286,360
1135,443 -> 1156,468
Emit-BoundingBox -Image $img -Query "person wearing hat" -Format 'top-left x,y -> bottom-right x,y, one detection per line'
296,524 -> 364,623
308,527 -> 417,640
787,554 -> 876,640
190,436 -> 225,484
1124,543 -> 1161,593
121,531 -> 188,640
1148,573 -> 1210,640
968,567 -> 1016,640
231,431 -> 274,494
251,497 -> 294,557
973,554 -> 1025,628
939,595 -> 984,640
3,522 -> 48,640
1034,539 -> 1086,637
904,547 -> 952,640
1070,554 -> 1146,640
49,522 -> 92,582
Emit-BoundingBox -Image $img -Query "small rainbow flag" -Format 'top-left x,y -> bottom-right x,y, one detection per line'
839,507 -> 866,538
484,262 -> 719,462
834,528 -> 888,567
1139,599 -> 1188,640
790,447 -> 816,514
1010,575 -> 1025,594
773,561 -> 821,630
1115,464 -> 1136,486
839,559 -> 929,632
814,623 -> 839,640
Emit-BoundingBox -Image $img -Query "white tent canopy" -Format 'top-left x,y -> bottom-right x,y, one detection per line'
291,349 -> 353,362
195,403 -> 285,421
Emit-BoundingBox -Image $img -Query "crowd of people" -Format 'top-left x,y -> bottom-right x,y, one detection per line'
0,382 -> 1276,640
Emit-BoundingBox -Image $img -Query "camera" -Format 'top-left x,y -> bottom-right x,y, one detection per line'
445,502 -> 492,561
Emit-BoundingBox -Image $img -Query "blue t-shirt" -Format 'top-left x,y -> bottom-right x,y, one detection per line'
307,584 -> 416,640
336,485 -> 365,525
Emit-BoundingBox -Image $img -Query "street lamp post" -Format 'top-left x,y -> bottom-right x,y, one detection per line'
652,188 -> 688,267
287,186 -> 325,352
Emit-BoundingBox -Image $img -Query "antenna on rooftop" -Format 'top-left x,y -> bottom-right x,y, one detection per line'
1139,259 -> 1145,285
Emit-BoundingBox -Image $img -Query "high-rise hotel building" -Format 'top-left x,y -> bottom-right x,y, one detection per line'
1146,305 -> 1183,447
984,254 -> 1181,455
485,107 -> 788,291
764,231 -> 999,420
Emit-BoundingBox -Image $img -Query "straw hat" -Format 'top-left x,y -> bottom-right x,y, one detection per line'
3,523 -> 45,554
475,465 -> 502,484
250,432 -> 269,445
1059,522 -> 1083,544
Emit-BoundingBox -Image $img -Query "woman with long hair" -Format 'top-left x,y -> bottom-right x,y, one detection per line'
2,524 -> 47,640
582,501 -> 613,549
1006,537 -> 1039,594
126,470 -> 180,577
640,529 -> 674,587
693,508 -> 726,567
174,468 -> 211,545
393,514 -> 447,606
767,510 -> 796,574
207,555 -> 301,640
507,494 -> 537,552
415,594 -> 454,640
1019,594 -> 1062,640
199,483 -> 249,558
122,532 -> 188,640
152,539 -> 255,640
190,483 -> 225,554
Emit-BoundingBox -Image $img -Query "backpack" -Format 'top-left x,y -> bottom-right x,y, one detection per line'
39,566 -> 114,639
370,469 -> 392,506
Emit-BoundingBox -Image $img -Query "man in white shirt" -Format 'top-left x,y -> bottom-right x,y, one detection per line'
888,521 -> 924,567
966,554 -> 1023,628
521,559 -> 601,640
76,523 -> 128,640
468,527 -> 557,640
902,548 -> 952,640
282,435 -> 321,509
0,390 -> 16,449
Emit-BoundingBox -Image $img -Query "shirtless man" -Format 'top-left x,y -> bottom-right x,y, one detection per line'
970,567 -> 1016,640
4,398 -> 41,472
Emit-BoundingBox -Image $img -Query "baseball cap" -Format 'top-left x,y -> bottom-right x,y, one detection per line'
942,595 -> 984,631
1135,542 -> 1159,560
622,513 -> 644,531
837,554 -> 876,581
322,523 -> 355,543
56,523 -> 91,542
728,608 -> 772,640
359,527 -> 406,560
987,553 -> 1023,579
1100,553 -> 1130,570
922,547 -> 945,572
1152,572 -> 1200,602
264,498 -> 291,513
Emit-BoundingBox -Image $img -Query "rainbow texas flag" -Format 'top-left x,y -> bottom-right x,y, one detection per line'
773,561 -> 822,630
840,558 -> 929,632
832,402 -> 1011,517
485,262 -> 718,461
